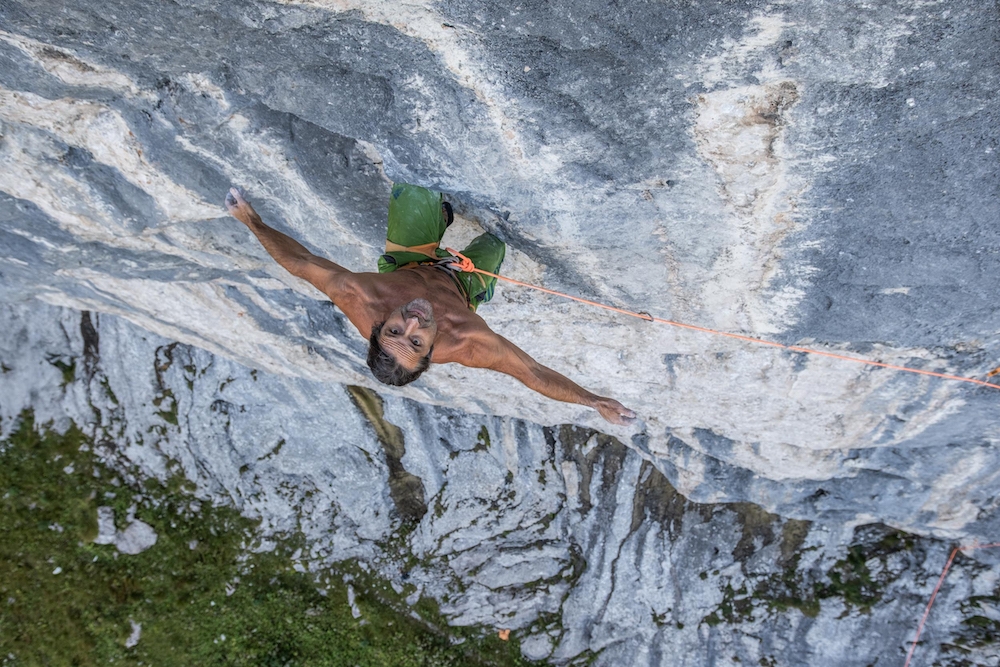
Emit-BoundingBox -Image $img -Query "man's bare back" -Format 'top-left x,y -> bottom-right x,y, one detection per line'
225,187 -> 635,425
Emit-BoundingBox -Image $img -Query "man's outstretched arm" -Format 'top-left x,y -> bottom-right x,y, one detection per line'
225,188 -> 350,299
473,332 -> 636,426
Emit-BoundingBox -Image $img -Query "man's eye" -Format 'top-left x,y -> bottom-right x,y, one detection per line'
411,339 -> 421,347
389,328 -> 400,335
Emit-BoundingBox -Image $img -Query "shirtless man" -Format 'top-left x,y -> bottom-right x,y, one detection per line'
225,184 -> 636,426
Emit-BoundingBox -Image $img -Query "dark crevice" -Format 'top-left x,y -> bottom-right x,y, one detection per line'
80,310 -> 99,368
346,385 -> 427,523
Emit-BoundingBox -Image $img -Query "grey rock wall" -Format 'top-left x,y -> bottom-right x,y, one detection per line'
1,0 -> 999,664
3,301 -> 1000,666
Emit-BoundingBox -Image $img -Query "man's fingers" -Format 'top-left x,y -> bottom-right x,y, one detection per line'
615,410 -> 637,425
596,399 -> 637,425
225,187 -> 246,210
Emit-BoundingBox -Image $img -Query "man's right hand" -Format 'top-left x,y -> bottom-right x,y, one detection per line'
593,397 -> 637,426
225,187 -> 256,226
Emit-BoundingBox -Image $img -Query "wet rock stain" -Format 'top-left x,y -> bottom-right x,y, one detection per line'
346,385 -> 427,523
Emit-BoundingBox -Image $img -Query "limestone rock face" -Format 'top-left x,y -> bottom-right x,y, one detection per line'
4,301 -> 1000,666
1,1 -> 999,664
94,506 -> 159,555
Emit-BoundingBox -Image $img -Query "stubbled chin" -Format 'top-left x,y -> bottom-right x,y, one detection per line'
405,300 -> 433,323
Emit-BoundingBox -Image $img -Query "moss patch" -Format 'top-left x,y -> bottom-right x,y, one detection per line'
0,411 -> 534,666
730,503 -> 778,562
702,582 -> 755,626
749,523 -> 918,620
473,425 -> 491,453
944,583 -> 1000,654
45,354 -> 76,387
630,461 -> 694,537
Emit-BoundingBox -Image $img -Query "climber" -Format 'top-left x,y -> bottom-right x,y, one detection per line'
225,184 -> 636,426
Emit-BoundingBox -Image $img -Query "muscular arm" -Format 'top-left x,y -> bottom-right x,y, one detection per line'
225,188 -> 351,300
474,332 -> 636,425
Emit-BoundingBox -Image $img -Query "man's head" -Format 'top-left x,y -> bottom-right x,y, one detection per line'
367,298 -> 438,386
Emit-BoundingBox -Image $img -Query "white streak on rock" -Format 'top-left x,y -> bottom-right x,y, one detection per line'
173,127 -> 364,256
278,0 -> 562,183
0,89 -> 219,225
922,448 -> 1000,534
695,18 -> 810,333
700,15 -> 792,90
0,30 -> 151,98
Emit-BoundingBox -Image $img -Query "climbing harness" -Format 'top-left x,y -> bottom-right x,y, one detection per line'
443,248 -> 1000,391
384,239 -> 444,258
904,542 -> 1000,667
435,254 -> 488,288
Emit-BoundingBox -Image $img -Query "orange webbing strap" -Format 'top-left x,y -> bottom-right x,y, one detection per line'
444,248 -> 1000,391
904,542 -> 1000,667
385,240 -> 441,258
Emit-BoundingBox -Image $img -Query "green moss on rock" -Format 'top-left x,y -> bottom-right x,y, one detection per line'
0,411 -> 536,667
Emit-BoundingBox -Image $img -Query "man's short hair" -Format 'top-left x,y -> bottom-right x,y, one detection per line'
367,322 -> 432,386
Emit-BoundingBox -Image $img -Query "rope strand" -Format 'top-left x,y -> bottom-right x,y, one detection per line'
904,543 -> 1000,667
444,253 -> 1000,666
445,248 -> 999,391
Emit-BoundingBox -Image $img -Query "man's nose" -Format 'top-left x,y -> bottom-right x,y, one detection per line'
404,317 -> 419,336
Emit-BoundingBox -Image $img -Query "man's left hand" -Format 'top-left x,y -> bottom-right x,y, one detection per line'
593,397 -> 637,426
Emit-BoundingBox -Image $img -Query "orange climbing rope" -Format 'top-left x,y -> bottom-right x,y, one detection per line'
904,542 -> 1000,667
442,250 -> 1000,662
444,248 -> 1000,391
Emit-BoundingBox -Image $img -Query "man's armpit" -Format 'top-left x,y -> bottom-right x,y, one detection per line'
304,258 -> 363,299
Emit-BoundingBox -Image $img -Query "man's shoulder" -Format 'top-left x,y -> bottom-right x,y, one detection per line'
338,269 -> 390,296
433,315 -> 502,367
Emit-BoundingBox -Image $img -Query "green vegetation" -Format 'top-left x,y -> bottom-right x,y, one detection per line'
756,552 -> 821,618
703,523 -> 918,626
814,545 -> 881,610
949,593 -> 1000,653
152,388 -> 178,426
0,412 -> 535,666
46,354 -> 76,386
703,583 -> 755,626
473,427 -> 491,453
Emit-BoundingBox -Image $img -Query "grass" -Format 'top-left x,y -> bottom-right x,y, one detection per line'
0,412 -> 537,667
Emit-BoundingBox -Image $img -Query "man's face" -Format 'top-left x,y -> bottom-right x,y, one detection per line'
379,298 -> 438,370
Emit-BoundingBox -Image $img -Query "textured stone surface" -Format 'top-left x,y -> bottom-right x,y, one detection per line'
94,505 -> 159,554
3,301 -> 999,665
1,1 -> 999,664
